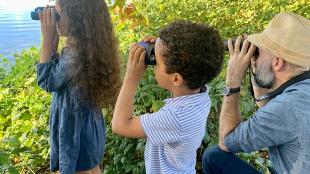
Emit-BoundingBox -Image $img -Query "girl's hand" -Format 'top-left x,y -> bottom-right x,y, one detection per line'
38,6 -> 58,63
39,6 -> 57,47
125,44 -> 147,82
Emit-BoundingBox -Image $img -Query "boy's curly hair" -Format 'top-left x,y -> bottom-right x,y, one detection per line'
59,0 -> 120,109
159,20 -> 224,90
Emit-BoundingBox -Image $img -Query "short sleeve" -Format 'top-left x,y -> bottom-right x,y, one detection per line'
36,52 -> 72,92
140,107 -> 181,145
224,93 -> 298,153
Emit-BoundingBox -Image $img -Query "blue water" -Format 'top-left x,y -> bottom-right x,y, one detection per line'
0,0 -> 50,62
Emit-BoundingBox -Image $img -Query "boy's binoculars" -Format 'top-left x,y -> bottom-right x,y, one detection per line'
138,41 -> 156,65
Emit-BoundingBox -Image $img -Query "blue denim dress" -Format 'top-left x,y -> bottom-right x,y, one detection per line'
36,51 -> 105,173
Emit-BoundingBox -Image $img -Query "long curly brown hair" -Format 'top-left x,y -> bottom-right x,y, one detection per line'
59,0 -> 120,109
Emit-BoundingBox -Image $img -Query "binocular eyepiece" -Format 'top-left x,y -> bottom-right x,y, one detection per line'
138,41 -> 156,65
31,6 -> 60,22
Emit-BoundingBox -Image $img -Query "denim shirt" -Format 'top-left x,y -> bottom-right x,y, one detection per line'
36,52 -> 105,173
225,79 -> 310,174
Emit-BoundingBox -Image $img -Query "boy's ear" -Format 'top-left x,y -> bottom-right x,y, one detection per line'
170,73 -> 183,87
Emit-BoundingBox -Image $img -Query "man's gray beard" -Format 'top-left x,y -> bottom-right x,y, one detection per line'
254,61 -> 275,89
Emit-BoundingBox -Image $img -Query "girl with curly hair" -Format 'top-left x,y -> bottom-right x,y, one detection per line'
36,0 -> 120,173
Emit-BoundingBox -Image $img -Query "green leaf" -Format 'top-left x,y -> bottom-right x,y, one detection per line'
0,150 -> 10,165
8,167 -> 19,174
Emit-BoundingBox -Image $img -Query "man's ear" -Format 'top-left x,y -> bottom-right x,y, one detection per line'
273,57 -> 285,71
170,73 -> 183,87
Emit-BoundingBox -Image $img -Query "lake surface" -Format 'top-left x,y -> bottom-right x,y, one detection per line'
0,0 -> 50,62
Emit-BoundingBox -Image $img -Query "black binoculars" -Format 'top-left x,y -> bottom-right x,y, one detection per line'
31,6 -> 60,22
138,41 -> 156,65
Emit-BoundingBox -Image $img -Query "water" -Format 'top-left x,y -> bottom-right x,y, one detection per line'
0,0 -> 50,62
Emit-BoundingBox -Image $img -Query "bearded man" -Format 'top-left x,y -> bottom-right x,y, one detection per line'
202,12 -> 310,174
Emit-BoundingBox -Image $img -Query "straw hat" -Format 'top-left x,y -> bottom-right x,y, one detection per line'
247,12 -> 310,68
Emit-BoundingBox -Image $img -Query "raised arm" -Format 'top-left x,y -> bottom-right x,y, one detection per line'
38,6 -> 58,63
219,36 -> 256,151
112,44 -> 147,138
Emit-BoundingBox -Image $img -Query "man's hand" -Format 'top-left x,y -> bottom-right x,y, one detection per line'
226,36 -> 256,87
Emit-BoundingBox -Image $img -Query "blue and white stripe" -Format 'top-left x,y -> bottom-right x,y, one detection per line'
140,91 -> 211,174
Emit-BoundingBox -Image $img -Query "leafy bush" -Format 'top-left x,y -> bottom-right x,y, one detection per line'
0,48 -> 50,173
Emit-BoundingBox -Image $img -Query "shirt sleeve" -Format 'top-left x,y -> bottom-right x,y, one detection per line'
140,107 -> 181,145
224,93 -> 298,153
36,53 -> 72,92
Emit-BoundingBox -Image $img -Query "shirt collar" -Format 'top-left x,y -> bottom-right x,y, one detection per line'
164,91 -> 210,107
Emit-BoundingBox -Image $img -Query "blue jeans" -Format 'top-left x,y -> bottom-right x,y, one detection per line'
202,146 -> 262,174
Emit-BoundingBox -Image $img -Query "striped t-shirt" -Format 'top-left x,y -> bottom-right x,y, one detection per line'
140,91 -> 211,174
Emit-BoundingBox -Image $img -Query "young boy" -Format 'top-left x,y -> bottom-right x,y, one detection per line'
112,20 -> 224,173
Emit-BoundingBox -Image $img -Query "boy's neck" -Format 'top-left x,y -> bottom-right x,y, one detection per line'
171,87 -> 201,97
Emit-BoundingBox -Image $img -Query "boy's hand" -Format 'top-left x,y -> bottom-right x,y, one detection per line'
125,44 -> 147,82
142,35 -> 157,43
112,43 -> 147,139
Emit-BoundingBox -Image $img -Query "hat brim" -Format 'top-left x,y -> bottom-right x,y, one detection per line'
247,33 -> 278,57
247,33 -> 310,68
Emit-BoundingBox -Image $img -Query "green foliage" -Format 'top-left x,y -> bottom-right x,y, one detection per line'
0,48 -> 50,173
103,128 -> 146,174
134,0 -> 309,38
0,0 -> 309,173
